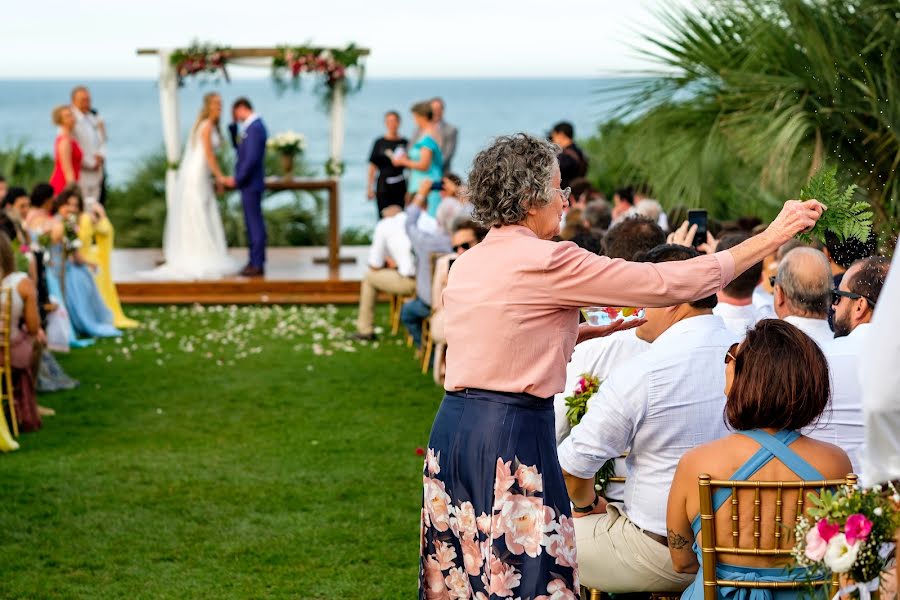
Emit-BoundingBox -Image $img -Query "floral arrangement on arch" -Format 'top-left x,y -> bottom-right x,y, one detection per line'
271,43 -> 366,106
792,481 -> 899,596
170,42 -> 230,87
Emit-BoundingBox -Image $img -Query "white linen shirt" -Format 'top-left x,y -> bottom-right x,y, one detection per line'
804,323 -> 868,474
557,314 -> 736,536
782,315 -> 835,350
367,213 -> 415,277
713,301 -> 763,337
860,246 -> 900,486
71,106 -> 106,169
752,286 -> 776,320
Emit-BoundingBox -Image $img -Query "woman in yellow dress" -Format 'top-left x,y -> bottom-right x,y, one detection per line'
77,203 -> 138,329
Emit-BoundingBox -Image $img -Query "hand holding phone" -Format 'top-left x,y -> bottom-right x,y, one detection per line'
687,209 -> 708,248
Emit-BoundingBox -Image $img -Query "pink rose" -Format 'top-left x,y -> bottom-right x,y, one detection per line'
435,540 -> 458,570
424,476 -> 452,532
460,537 -> 482,576
516,463 -> 544,493
493,458 -> 516,506
844,513 -> 873,544
804,526 -> 828,561
495,494 -> 554,557
816,518 -> 841,542
487,553 -> 522,597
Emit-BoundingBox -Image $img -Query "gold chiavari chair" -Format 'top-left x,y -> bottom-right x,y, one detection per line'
0,287 -> 17,437
419,252 -> 450,372
697,473 -> 857,600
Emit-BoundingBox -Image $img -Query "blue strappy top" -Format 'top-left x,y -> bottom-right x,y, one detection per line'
681,430 -> 825,600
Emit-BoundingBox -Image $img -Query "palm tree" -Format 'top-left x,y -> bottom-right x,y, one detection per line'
605,0 -> 900,231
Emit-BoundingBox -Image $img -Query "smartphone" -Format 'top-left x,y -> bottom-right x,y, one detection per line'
687,209 -> 708,248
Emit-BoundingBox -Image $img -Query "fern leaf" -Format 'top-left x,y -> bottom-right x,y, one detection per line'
798,165 -> 871,244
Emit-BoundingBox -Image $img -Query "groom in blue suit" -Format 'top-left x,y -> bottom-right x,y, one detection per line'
227,97 -> 268,277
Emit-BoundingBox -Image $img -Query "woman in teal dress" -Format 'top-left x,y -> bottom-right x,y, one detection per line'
667,320 -> 852,600
47,188 -> 120,340
392,100 -> 443,216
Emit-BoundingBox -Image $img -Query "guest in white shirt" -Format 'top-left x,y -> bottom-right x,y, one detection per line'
558,244 -> 737,593
70,86 -> 106,205
352,206 -> 415,340
773,247 -> 835,348
753,239 -> 804,319
713,232 -> 764,337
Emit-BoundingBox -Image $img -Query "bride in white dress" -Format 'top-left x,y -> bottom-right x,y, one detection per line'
143,92 -> 238,280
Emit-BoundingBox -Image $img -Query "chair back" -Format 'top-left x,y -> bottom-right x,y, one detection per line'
0,286 -> 16,436
697,473 -> 857,600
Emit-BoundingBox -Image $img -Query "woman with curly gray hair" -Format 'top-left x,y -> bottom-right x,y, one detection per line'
419,133 -> 824,599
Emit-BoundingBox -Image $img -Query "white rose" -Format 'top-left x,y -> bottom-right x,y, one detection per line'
823,534 -> 860,574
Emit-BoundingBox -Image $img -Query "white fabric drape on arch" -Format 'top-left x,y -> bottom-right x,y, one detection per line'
158,49 -> 181,213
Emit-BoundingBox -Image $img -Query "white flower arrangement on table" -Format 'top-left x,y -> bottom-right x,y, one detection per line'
267,131 -> 307,156
792,481 -> 899,597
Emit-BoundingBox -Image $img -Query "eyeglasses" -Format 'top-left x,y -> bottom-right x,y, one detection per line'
555,187 -> 572,203
768,275 -> 777,287
453,242 -> 472,253
832,288 -> 875,308
724,342 -> 739,365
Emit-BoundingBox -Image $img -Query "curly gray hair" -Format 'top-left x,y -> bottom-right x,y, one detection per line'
466,133 -> 558,228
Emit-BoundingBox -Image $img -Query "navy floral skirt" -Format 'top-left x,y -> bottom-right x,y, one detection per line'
420,389 -> 578,600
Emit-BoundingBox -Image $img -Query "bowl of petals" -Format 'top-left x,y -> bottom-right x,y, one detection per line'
581,306 -> 646,327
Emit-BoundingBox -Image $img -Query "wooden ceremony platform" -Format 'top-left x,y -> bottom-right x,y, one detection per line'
113,247 -> 370,305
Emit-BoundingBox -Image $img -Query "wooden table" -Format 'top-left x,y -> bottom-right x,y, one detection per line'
258,177 -> 353,276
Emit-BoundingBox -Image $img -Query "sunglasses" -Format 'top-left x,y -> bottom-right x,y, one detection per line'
453,242 -> 472,253
832,288 -> 875,308
768,275 -> 777,287
724,342 -> 739,365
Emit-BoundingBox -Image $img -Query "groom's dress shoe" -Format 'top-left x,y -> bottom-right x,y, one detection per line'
240,265 -> 265,278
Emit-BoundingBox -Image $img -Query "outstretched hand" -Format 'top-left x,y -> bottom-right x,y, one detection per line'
576,317 -> 647,345
767,199 -> 826,243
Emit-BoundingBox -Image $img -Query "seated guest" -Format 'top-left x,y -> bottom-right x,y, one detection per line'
667,320 -> 851,600
713,232 -> 764,336
0,233 -> 47,432
401,180 -> 452,348
823,229 -> 876,288
559,207 -> 584,241
753,238 -> 803,319
635,185 -> 669,230
554,215 -> 665,445
774,247 -> 869,472
429,217 -> 487,384
611,186 -> 635,222
2,187 -> 31,246
558,244 -> 738,593
434,173 -> 470,229
48,186 -> 120,339
569,198 -> 612,255
352,205 -> 415,341
568,177 -> 595,211
76,202 -> 139,329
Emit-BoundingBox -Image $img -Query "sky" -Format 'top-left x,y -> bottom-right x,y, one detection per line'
0,0 -> 688,79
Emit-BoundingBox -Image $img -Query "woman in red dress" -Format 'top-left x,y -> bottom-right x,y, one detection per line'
49,105 -> 82,195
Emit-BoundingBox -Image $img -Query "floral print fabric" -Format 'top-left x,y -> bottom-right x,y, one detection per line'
419,390 -> 578,600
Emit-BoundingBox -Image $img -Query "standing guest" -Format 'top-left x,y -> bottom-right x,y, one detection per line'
77,202 -> 139,329
400,181 -> 452,348
611,186 -> 636,222
420,132 -> 824,599
352,206 -> 415,341
431,97 -> 458,173
70,86 -> 106,205
569,198 -> 612,255
48,187 -> 120,339
366,110 -> 408,217
550,121 -> 588,189
667,320 -> 851,600
0,232 -> 47,433
559,244 -> 737,593
393,101 -> 443,217
49,105 -> 82,195
712,232 -> 764,336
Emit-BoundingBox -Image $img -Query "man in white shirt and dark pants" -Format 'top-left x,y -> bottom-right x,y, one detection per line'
70,86 -> 106,205
353,206 -> 415,340
772,246 -> 869,472
558,244 -> 737,593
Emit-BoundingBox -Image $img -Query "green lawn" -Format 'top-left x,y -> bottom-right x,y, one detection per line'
0,305 -> 440,599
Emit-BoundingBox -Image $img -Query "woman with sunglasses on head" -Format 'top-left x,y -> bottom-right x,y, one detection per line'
666,320 -> 852,600
420,132 -> 827,599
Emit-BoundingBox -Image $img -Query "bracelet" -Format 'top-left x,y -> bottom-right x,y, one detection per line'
572,494 -> 600,514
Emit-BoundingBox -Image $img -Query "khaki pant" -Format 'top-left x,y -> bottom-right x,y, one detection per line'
574,503 -> 694,593
356,269 -> 416,335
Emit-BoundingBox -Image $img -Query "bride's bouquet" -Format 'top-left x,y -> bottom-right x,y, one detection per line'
267,131 -> 306,157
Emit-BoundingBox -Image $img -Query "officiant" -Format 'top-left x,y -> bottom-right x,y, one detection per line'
70,86 -> 106,206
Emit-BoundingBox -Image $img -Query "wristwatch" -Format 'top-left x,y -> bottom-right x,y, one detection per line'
572,494 -> 600,514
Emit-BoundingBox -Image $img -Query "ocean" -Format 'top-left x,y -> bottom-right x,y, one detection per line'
0,78 -> 626,230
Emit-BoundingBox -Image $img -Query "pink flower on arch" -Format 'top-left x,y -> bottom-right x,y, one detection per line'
516,463 -> 544,494
816,518 -> 841,543
845,513 -> 873,544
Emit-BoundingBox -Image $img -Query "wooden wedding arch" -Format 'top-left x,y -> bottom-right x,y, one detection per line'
136,45 -> 370,275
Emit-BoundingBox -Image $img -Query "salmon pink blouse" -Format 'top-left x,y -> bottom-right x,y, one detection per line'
442,225 -> 735,398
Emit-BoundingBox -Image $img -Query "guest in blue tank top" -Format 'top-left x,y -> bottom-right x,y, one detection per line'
667,319 -> 852,600
391,101 -> 443,216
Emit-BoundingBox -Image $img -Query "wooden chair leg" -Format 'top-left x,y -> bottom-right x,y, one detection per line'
389,295 -> 400,335
6,367 -> 16,438
589,589 -> 602,600
421,335 -> 433,374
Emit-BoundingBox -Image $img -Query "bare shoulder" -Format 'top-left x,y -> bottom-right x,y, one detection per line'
793,436 -> 854,479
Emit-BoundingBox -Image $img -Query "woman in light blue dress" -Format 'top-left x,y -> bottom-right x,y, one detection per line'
667,320 -> 852,600
47,188 -> 120,339
392,100 -> 443,216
